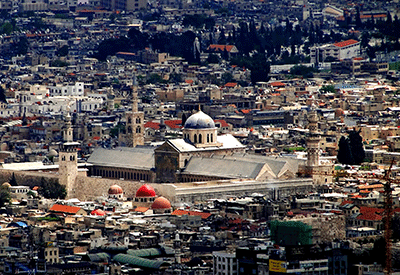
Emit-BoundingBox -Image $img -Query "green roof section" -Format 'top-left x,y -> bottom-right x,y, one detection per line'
83,252 -> 110,263
113,254 -> 169,269
126,248 -> 163,258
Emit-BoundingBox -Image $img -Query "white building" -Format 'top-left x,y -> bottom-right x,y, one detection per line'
213,251 -> 237,275
48,82 -> 85,97
310,39 -> 360,64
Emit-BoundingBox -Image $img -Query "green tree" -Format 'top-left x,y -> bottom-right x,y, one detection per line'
147,73 -> 165,84
0,86 -> 7,103
290,65 -> 316,78
348,129 -> 365,165
207,53 -> 220,64
320,85 -> 336,93
0,22 -> 14,35
337,136 -> 353,165
0,186 -> 10,207
222,72 -> 233,84
15,36 -> 29,55
9,173 -> 17,186
37,177 -> 66,199
169,73 -> 182,83
337,130 -> 365,165
51,59 -> 69,67
56,45 -> 69,57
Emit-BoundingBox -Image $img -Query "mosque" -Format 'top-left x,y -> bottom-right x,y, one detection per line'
1,95 -> 318,203
87,108 -> 302,184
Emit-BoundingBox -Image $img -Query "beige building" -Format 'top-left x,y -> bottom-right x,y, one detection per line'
101,0 -> 147,11
138,49 -> 169,64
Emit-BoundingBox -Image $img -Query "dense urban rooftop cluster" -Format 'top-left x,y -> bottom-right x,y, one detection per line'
0,0 -> 400,274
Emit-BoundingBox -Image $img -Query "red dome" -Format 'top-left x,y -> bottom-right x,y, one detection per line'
108,185 -> 123,195
136,184 -> 156,197
91,209 -> 105,216
151,197 -> 171,209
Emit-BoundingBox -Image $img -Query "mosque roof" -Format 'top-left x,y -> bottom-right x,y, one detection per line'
136,184 -> 156,197
87,147 -> 154,170
184,110 -> 215,129
151,197 -> 171,209
108,185 -> 123,194
165,134 -> 245,153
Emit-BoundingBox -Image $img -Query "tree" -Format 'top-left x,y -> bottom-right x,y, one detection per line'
348,129 -> 365,164
37,177 -> 66,199
320,85 -> 336,93
0,186 -> 10,207
337,136 -> 353,165
207,53 -> 220,64
15,36 -> 29,55
9,173 -> 17,186
182,113 -> 187,126
0,86 -> 6,103
56,45 -> 69,57
337,130 -> 365,165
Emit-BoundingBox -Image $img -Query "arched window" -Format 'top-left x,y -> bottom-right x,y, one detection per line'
127,126 -> 132,133
136,117 -> 141,124
199,134 -> 202,143
207,134 -> 209,143
136,126 -> 141,133
128,117 -> 132,124
194,134 -> 197,143
211,133 -> 213,142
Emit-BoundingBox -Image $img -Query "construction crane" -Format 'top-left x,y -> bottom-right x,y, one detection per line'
383,159 -> 395,275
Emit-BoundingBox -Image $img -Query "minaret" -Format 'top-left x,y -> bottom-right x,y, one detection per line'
107,89 -> 115,111
123,91 -> 144,147
59,112 -> 79,198
159,116 -> 166,139
306,107 -> 320,167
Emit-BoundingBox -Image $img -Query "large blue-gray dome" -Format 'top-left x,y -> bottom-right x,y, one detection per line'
184,110 -> 215,129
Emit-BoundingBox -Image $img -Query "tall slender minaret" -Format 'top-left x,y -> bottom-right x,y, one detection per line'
124,91 -> 144,147
59,112 -> 79,198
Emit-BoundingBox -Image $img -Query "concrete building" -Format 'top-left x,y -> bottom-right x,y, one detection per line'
213,251 -> 237,275
310,39 -> 360,64
48,82 -> 85,97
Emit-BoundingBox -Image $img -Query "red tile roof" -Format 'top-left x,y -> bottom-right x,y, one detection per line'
360,14 -> 386,19
165,120 -> 182,129
357,212 -> 382,221
144,120 -> 182,130
359,206 -> 384,214
144,121 -> 160,130
340,200 -> 354,206
334,39 -> 359,48
171,209 -> 212,219
270,82 -> 285,87
134,207 -> 150,213
208,44 -> 235,52
214,119 -> 229,127
225,82 -> 238,88
49,204 -> 82,215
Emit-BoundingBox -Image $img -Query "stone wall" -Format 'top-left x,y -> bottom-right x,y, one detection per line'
72,176 -> 177,202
